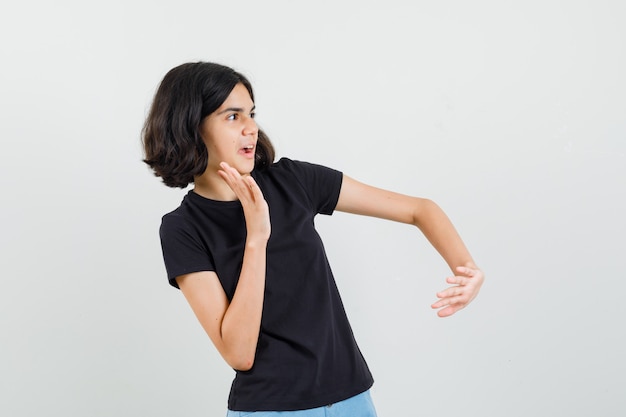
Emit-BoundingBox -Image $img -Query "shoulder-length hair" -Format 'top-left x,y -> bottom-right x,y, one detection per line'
142,62 -> 275,188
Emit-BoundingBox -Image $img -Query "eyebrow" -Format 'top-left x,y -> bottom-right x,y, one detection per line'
215,105 -> 256,115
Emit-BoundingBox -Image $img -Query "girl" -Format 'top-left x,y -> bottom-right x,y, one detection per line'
142,62 -> 483,416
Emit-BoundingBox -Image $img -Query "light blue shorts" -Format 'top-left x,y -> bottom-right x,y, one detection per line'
226,390 -> 377,417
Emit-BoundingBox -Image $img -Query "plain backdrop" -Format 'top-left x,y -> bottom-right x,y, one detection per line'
1,1 -> 625,416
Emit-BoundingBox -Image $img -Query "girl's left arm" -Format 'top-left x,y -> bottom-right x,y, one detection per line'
335,174 -> 484,317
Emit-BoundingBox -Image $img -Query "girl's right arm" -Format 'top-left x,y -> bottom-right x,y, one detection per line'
176,163 -> 270,371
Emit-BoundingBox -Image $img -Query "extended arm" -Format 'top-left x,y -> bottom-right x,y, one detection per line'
176,163 -> 270,370
336,175 -> 483,317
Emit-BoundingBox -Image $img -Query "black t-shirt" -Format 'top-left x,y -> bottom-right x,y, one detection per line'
159,157 -> 373,411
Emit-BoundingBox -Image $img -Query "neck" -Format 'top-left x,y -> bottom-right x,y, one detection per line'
193,169 -> 238,201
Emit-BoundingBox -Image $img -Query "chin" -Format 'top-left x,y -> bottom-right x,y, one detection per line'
236,161 -> 255,175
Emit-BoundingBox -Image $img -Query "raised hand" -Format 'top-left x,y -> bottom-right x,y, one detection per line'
218,162 -> 271,242
431,265 -> 484,318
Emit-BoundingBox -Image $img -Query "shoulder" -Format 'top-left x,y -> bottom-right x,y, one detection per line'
261,157 -> 342,186
270,157 -> 342,174
259,157 -> 343,214
159,194 -> 198,240
160,209 -> 187,232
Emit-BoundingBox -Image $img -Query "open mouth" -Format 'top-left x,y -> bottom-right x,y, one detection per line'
242,145 -> 255,154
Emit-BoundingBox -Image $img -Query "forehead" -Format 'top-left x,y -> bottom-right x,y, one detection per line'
219,83 -> 254,108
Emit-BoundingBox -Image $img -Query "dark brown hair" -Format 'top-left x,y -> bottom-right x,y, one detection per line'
142,62 -> 275,188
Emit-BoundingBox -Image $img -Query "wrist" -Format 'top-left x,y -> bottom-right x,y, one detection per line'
245,237 -> 268,249
463,260 -> 477,268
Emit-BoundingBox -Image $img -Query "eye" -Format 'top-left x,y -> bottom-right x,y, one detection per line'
227,113 -> 239,121
250,111 -> 256,119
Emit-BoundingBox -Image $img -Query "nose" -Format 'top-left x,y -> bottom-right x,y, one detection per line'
243,115 -> 258,137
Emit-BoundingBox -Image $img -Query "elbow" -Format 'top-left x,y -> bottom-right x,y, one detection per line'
219,331 -> 259,371
412,197 -> 438,227
226,353 -> 256,371
233,362 -> 254,372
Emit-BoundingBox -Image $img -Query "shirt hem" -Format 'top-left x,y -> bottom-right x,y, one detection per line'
228,379 -> 374,412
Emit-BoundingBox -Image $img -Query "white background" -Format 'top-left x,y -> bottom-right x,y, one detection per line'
1,1 -> 625,416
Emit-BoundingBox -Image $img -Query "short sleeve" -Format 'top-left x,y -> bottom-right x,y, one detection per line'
159,212 -> 215,288
279,158 -> 343,215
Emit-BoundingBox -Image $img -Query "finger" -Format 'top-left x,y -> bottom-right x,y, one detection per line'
436,304 -> 462,318
217,163 -> 237,184
431,296 -> 467,315
245,176 -> 265,202
219,162 -> 245,184
431,296 -> 462,312
217,169 -> 246,196
431,294 -> 460,308
219,162 -> 246,181
218,163 -> 255,199
446,275 -> 467,286
436,286 -> 463,299
217,169 -> 234,186
432,291 -> 470,310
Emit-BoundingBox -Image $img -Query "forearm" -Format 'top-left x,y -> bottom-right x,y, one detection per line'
335,175 -> 482,317
413,199 -> 476,271
220,238 -> 267,370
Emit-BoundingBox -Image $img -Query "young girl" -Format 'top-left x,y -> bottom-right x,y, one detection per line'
142,62 -> 483,416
